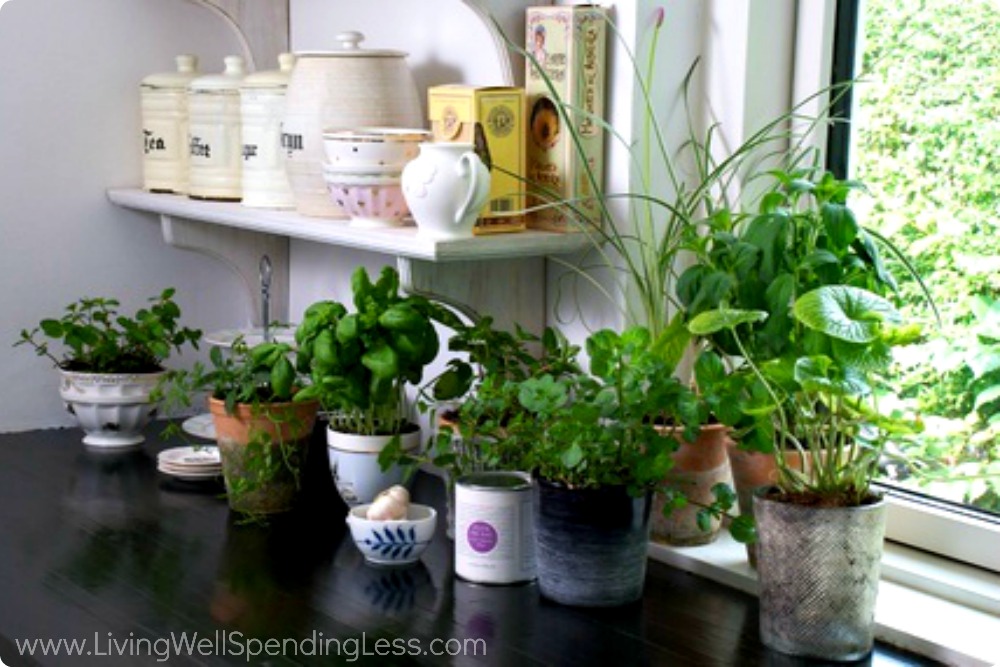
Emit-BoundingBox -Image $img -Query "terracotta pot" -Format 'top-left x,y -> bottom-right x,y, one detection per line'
727,443 -> 806,568
651,423 -> 733,546
209,397 -> 319,515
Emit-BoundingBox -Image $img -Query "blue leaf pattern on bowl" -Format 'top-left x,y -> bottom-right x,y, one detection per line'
361,526 -> 426,562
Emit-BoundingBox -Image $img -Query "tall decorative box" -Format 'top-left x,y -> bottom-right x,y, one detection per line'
428,85 -> 526,234
524,5 -> 607,232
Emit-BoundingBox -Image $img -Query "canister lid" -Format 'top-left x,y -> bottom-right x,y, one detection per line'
242,52 -> 296,89
140,54 -> 200,89
295,31 -> 408,59
457,471 -> 533,491
189,56 -> 247,91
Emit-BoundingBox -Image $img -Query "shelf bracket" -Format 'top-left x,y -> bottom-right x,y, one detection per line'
396,256 -> 546,335
159,214 -> 290,325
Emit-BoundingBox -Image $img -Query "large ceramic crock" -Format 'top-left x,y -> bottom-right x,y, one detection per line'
282,31 -> 423,217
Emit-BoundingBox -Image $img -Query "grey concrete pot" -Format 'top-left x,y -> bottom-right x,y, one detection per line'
754,488 -> 887,661
534,479 -> 652,607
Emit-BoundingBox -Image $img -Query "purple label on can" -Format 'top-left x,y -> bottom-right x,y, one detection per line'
467,521 -> 498,553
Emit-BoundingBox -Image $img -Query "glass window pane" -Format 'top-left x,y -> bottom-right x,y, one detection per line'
849,0 -> 1000,521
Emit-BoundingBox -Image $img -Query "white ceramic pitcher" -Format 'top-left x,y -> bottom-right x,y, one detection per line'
401,143 -> 490,239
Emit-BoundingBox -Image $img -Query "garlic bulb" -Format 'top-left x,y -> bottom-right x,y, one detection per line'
366,485 -> 410,520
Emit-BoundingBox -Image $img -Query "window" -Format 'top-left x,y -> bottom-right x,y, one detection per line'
829,0 -> 1000,571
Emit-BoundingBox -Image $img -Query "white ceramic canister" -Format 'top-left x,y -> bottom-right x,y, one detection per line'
402,142 -> 491,239
187,56 -> 246,201
240,53 -> 296,209
140,55 -> 200,194
455,471 -> 536,585
283,31 -> 423,217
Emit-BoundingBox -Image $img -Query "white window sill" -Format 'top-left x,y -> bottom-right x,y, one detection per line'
648,534 -> 1000,666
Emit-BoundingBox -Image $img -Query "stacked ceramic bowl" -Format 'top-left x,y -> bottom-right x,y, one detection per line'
322,128 -> 431,228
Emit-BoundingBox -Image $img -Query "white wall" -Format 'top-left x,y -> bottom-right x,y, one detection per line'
0,0 -> 258,432
0,0 -> 802,432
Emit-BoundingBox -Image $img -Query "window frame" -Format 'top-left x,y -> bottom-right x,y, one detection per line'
826,0 -> 1000,573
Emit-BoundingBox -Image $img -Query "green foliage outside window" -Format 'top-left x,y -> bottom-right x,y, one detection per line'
855,0 -> 1000,512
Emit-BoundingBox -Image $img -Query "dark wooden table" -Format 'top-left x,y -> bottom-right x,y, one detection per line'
0,425 -> 933,666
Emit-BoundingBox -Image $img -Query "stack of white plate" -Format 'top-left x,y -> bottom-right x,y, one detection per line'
157,446 -> 222,481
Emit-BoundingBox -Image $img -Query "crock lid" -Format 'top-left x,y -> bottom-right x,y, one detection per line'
141,54 -> 200,89
295,31 -> 407,58
189,56 -> 247,91
242,52 -> 296,89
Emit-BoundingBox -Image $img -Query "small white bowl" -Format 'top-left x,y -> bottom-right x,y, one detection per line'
346,503 -> 437,566
322,127 -> 430,169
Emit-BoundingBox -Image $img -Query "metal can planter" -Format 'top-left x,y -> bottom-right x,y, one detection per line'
455,472 -> 536,585
754,488 -> 887,661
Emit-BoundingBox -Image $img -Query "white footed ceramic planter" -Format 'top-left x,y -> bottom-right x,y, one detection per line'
401,142 -> 490,240
58,370 -> 166,449
327,426 -> 421,506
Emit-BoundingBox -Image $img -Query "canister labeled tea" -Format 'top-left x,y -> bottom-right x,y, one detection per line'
188,56 -> 246,201
455,471 -> 536,585
140,55 -> 199,194
240,53 -> 296,209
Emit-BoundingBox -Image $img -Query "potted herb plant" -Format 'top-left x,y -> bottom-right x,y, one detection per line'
690,283 -> 924,660
677,170 -> 933,562
504,326 -> 702,606
293,265 -> 457,507
158,338 -> 319,516
15,288 -> 201,448
381,317 -> 582,534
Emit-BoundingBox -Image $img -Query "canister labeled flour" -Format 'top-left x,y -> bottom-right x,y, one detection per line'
455,472 -> 536,585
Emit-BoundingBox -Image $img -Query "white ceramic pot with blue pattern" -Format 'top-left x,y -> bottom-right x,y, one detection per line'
327,425 -> 420,506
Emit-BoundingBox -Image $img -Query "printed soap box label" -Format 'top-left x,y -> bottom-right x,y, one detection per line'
525,5 -> 607,233
428,84 -> 527,234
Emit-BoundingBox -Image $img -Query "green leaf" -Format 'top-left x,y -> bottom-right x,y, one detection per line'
974,385 -> 1000,412
561,442 -> 584,469
729,515 -> 757,544
743,212 -> 790,282
696,509 -> 713,533
361,342 -> 399,380
314,328 -> 337,365
336,314 -> 360,344
40,319 -> 64,337
694,350 -> 726,387
821,202 -> 859,250
793,285 -> 900,343
688,308 -> 768,336
433,361 -> 474,401
270,356 -> 295,400
379,304 -> 424,332
794,356 -> 870,397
